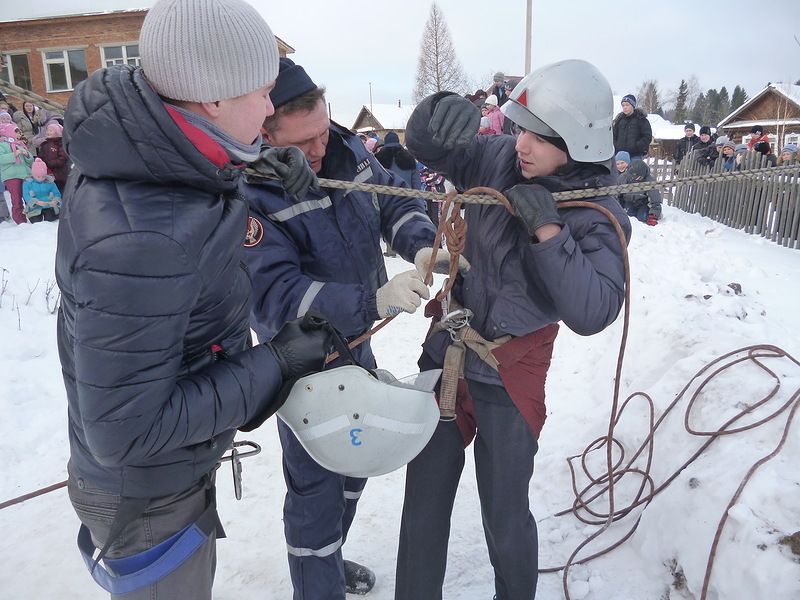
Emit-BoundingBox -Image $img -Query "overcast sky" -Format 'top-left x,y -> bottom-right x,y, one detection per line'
2,0 -> 798,127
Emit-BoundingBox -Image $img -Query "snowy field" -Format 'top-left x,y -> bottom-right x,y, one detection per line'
1,204 -> 799,600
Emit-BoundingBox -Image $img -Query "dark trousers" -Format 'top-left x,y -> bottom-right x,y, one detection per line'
68,474 -> 217,599
28,208 -> 58,223
279,419 -> 367,600
395,379 -> 539,600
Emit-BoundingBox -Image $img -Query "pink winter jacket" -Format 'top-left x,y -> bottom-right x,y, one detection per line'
486,106 -> 505,135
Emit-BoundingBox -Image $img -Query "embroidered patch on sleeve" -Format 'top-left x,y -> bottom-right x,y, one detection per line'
244,216 -> 264,247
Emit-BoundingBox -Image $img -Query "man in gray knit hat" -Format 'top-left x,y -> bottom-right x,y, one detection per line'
58,0 -> 326,598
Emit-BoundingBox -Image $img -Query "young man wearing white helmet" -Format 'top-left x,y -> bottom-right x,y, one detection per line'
395,59 -> 632,600
58,0 -> 326,598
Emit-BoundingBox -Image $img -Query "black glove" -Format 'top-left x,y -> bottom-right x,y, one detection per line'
267,311 -> 334,380
240,311 -> 334,432
429,95 -> 481,150
506,184 -> 563,238
250,146 -> 318,199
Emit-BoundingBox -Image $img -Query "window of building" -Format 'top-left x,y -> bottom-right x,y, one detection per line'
1,53 -> 33,91
43,49 -> 88,92
101,44 -> 140,68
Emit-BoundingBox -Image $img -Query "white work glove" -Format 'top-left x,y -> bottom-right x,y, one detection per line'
375,270 -> 430,318
414,247 -> 471,281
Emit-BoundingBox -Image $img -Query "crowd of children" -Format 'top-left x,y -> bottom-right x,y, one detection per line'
0,98 -> 66,225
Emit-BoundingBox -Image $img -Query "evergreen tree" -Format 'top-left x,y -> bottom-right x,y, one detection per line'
718,86 -> 731,120
413,3 -> 469,101
674,79 -> 689,123
706,88 -> 722,125
690,93 -> 707,125
731,85 -> 748,111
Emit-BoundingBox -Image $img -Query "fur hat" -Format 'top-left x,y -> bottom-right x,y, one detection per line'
621,94 -> 636,108
270,58 -> 318,109
31,157 -> 49,178
615,150 -> 631,165
484,94 -> 499,107
699,125 -> 711,136
140,0 -> 279,102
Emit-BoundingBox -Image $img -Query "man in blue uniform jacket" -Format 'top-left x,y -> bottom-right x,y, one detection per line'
243,59 -> 439,599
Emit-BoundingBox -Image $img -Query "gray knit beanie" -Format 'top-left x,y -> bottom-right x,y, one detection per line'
140,0 -> 279,103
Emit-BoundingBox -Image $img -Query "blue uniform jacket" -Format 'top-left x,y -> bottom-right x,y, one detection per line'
243,124 -> 437,366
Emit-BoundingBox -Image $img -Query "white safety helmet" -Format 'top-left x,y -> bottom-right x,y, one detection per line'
501,59 -> 615,166
277,366 -> 442,478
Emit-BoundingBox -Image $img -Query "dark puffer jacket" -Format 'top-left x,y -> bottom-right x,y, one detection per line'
57,65 -> 284,498
613,108 -> 652,156
406,92 -> 632,385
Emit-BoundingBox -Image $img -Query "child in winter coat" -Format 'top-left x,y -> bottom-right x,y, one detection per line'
0,122 -> 34,224
23,158 -> 61,222
37,122 -> 69,192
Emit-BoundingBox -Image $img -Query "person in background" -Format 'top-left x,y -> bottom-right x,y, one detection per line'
376,131 -> 422,258
56,0 -> 330,598
243,57 -> 438,600
615,150 -> 631,174
720,140 -> 737,172
483,95 -> 505,135
37,122 -> 69,192
0,111 -> 12,125
395,58 -> 630,600
693,125 -> 718,169
489,72 -> 509,106
753,140 -> 777,167
734,143 -> 749,170
673,123 -> 699,166
23,157 -> 61,222
612,93 -> 652,159
618,158 -> 661,225
470,88 -> 488,107
12,101 -> 37,143
778,143 -> 797,165
747,125 -> 770,151
478,115 -> 494,135
0,122 -> 34,224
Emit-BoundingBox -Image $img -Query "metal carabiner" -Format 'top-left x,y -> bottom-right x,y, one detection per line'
219,440 -> 262,501
440,308 -> 473,341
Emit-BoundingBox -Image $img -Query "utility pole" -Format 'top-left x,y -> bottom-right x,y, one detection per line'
369,81 -> 375,131
525,0 -> 532,73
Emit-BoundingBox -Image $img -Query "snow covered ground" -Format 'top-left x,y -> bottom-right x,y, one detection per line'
1,204 -> 799,600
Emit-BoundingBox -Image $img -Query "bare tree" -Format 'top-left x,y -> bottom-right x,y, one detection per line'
413,3 -> 469,101
636,80 -> 662,115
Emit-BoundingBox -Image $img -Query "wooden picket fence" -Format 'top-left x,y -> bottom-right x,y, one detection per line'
645,153 -> 800,249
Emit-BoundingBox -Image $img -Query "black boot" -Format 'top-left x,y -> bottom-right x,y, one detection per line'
344,559 -> 376,595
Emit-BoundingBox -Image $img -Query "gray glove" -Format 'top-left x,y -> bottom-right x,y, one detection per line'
506,184 -> 563,237
251,146 -> 318,199
429,95 -> 481,150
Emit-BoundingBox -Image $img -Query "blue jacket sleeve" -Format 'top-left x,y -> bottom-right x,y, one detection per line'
370,158 -> 437,262
71,231 -> 284,467
405,92 -> 517,193
525,203 -> 629,336
245,203 -> 381,339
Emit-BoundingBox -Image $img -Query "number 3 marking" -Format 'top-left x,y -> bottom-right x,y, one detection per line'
350,428 -> 363,446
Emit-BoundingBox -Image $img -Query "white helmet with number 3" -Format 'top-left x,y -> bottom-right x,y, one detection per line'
277,366 -> 442,477
501,59 -> 614,165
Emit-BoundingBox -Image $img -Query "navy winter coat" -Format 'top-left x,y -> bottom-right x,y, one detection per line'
56,65 -> 285,498
243,125 -> 437,366
613,108 -> 652,156
406,92 -> 632,384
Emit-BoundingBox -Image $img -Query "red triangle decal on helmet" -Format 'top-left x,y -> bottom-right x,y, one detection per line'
517,89 -> 528,107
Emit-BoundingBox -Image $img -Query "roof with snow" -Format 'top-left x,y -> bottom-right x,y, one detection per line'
718,83 -> 800,129
352,102 -> 417,132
